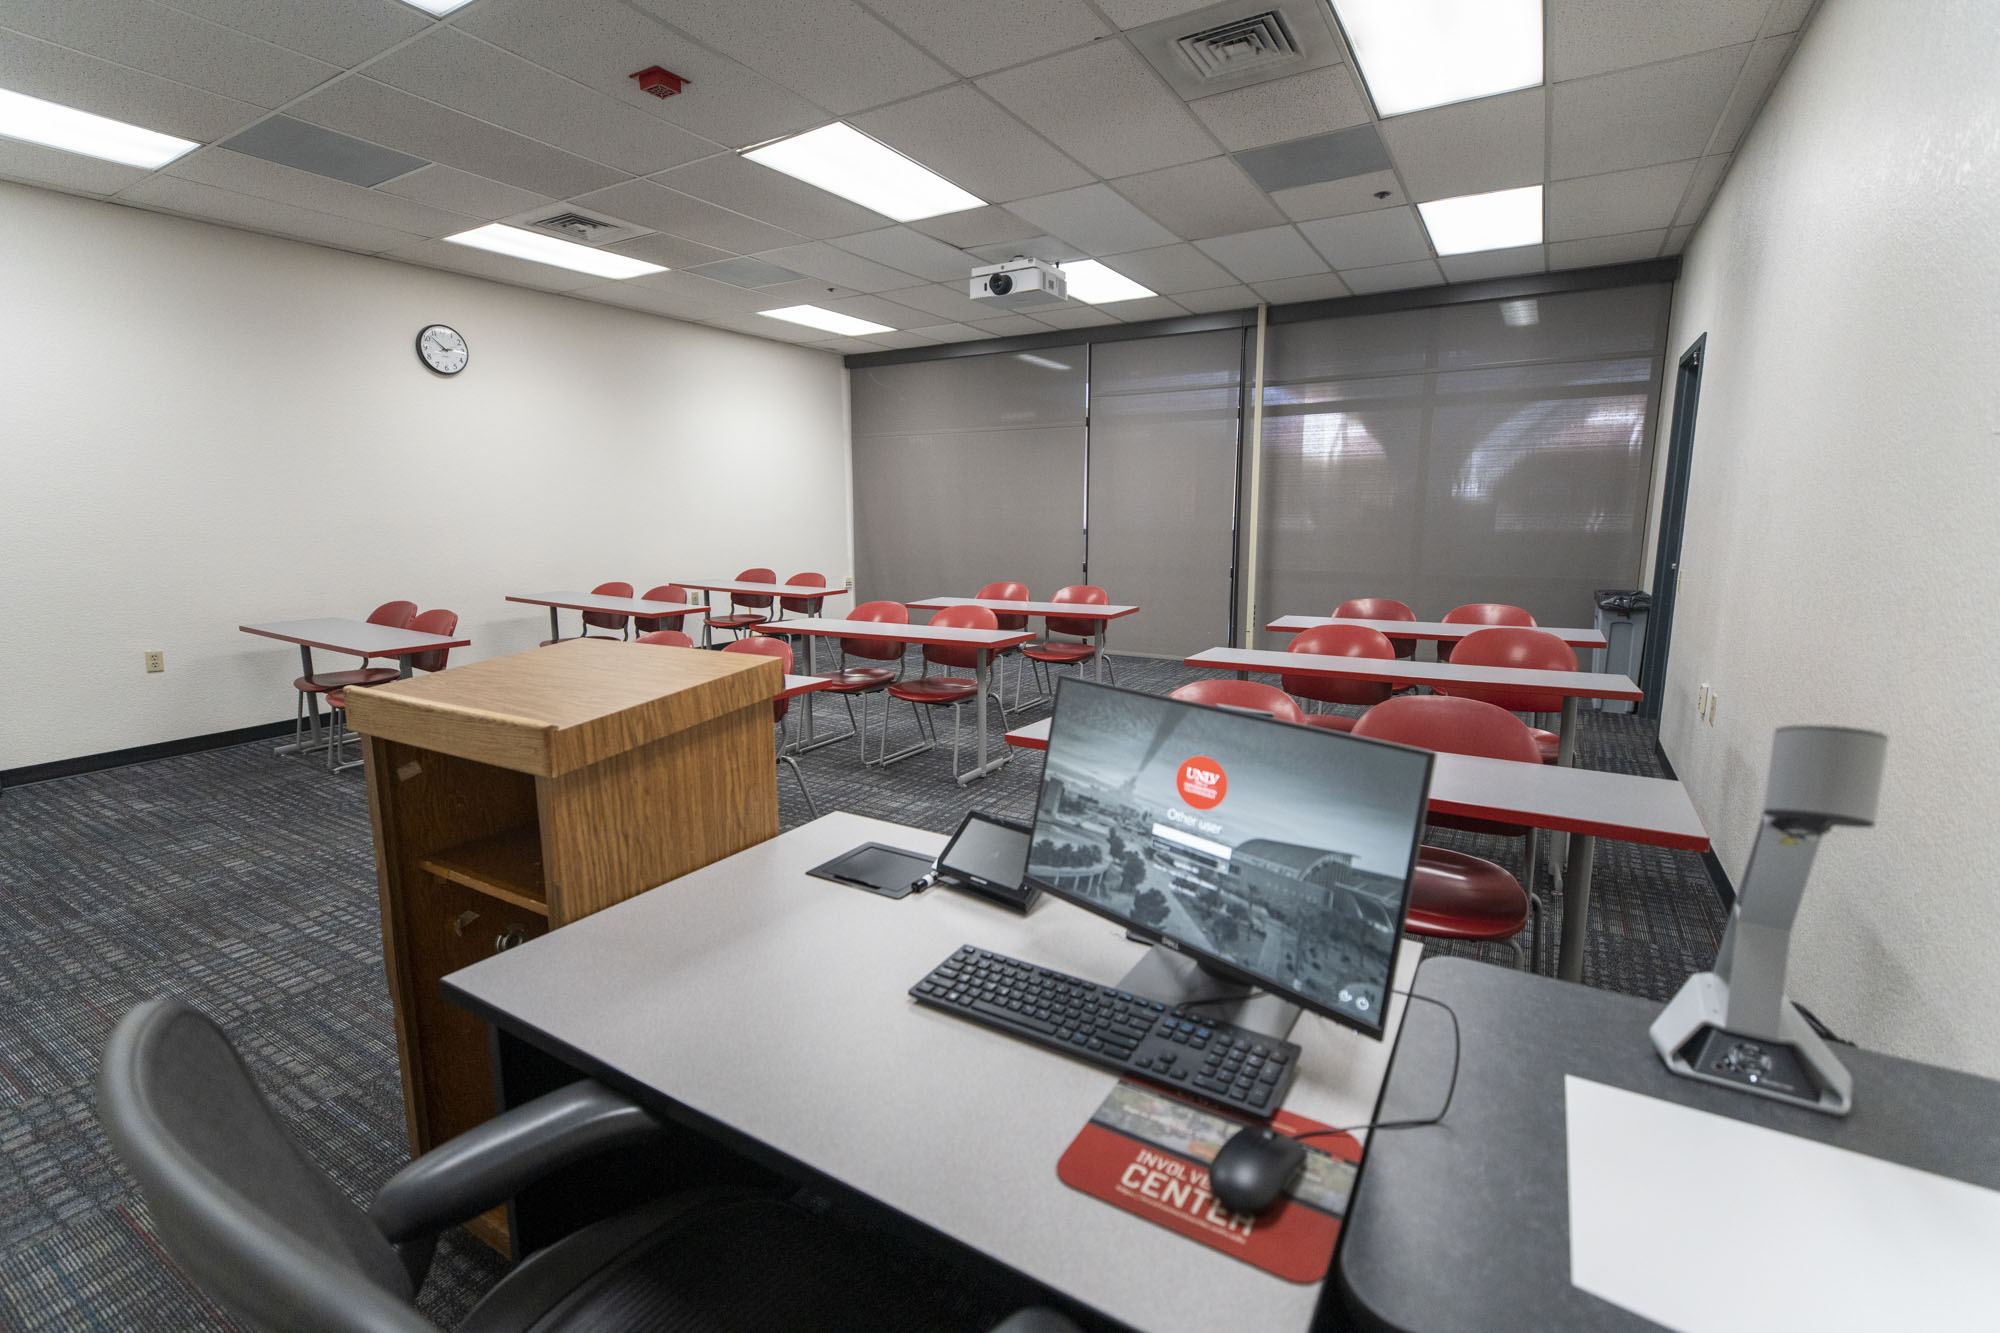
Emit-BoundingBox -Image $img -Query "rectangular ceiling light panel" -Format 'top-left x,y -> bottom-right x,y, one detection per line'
1059,260 -> 1155,304
0,87 -> 197,169
1330,0 -> 1542,116
446,224 -> 666,279
1417,185 -> 1542,256
759,305 -> 894,336
401,0 -> 479,15
743,122 -> 983,223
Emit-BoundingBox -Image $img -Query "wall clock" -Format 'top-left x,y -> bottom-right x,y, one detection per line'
416,324 -> 468,375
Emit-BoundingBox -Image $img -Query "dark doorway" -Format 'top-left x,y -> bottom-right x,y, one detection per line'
1640,334 -> 1704,719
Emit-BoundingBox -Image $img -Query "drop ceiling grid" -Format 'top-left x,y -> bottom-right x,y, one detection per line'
0,0 -> 1816,348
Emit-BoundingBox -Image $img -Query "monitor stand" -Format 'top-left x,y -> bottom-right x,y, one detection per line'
1116,942 -> 1302,1043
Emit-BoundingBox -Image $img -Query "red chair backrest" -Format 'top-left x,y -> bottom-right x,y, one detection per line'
723,637 -> 794,721
1047,584 -> 1108,639
1169,679 -> 1305,725
406,609 -> 457,674
368,601 -> 417,629
1351,695 -> 1544,764
581,581 -> 634,631
732,567 -> 778,612
1440,603 -> 1536,662
634,584 -> 691,633
924,604 -> 998,671
781,572 -> 826,615
634,629 -> 692,647
1334,598 -> 1415,622
976,581 -> 1031,631
842,600 -> 909,663
1439,627 -> 1575,713
1281,624 -> 1396,708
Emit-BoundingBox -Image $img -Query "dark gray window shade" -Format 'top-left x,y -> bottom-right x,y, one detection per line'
1254,286 -> 1670,649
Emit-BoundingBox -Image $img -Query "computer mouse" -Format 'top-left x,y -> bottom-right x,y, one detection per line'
1207,1125 -> 1307,1216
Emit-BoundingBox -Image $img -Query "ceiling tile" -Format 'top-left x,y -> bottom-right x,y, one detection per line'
1338,259 -> 1444,294
1,0 -> 338,109
970,313 -> 1056,336
852,329 -> 949,349
458,0 -> 825,149
749,277 -> 865,308
831,226 -> 976,282
1674,155 -> 1732,227
586,269 -> 767,315
967,234 -> 1089,264
1436,244 -> 1546,283
1025,303 -> 1120,329
1761,0 -> 1817,37
685,254 -> 813,291
0,138 -> 151,197
602,232 -> 734,271
1271,171 -> 1405,222
905,322 -> 995,343
879,283 -> 998,322
1172,283 -> 1259,313
857,0 -> 1109,77
1008,183 -> 1178,256
1550,0 -> 1766,81
1252,273 -> 1352,305
1709,36 -> 1796,154
1378,88 -> 1545,202
289,77 -> 626,200
1193,225 -> 1327,283
387,238 -> 646,291
364,30 -> 716,177
1548,230 -> 1667,270
1551,45 -> 1749,179
119,174 -> 423,256
1095,243 -> 1237,295
1091,0 -> 1218,27
1188,64 -> 1372,153
627,0 -> 952,116
1110,157 -> 1284,241
151,0 -> 428,67
1100,295 -> 1189,322
822,293 -> 939,327
377,164 -> 553,221
0,26 -> 262,142
654,154 -> 885,239
852,85 -> 1094,204
978,41 -> 1218,179
908,205 -> 1045,249
164,148 -> 468,236
754,240 -> 920,292
220,116 -> 428,188
571,279 -> 728,322
1297,207 -> 1431,270
1548,160 -> 1698,241
570,178 -> 801,252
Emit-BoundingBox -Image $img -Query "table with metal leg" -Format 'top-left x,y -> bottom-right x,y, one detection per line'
906,597 -> 1139,701
1265,615 -> 1607,654
241,619 -> 472,758
505,591 -> 704,644
670,579 -> 853,650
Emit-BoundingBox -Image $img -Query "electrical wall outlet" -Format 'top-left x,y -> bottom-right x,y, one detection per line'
144,650 -> 165,673
843,575 -> 854,591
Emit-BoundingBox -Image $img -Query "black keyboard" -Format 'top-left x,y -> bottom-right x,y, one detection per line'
909,945 -> 1301,1118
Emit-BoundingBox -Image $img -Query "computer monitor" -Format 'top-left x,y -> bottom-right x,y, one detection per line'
1025,679 -> 1434,1038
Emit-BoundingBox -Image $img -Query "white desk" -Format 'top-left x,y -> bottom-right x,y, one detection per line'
506,590 -> 703,643
445,813 -> 1419,1333
1265,616 -> 1606,652
908,596 -> 1140,686
241,617 -> 470,756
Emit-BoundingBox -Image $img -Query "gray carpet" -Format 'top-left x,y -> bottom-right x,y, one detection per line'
0,651 -> 1724,1330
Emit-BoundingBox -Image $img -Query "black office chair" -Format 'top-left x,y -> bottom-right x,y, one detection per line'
98,999 -> 1083,1333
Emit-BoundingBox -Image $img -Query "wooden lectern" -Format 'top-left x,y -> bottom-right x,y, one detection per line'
344,638 -> 779,1248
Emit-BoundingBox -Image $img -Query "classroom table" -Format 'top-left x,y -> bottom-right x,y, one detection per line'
758,618 -> 1032,784
907,596 -> 1141,686
1265,616 -> 1606,652
505,590 -> 703,644
1004,717 -> 1707,983
444,812 -> 1422,1333
671,578 -> 852,647
241,618 -> 470,756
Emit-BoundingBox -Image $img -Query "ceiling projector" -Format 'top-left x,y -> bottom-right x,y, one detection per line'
970,257 -> 1067,309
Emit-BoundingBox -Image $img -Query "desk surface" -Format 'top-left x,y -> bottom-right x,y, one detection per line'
766,617 -> 1035,650
674,578 -> 853,598
777,673 -> 830,701
1266,616 -> 1606,649
446,813 -> 1420,1333
506,590 -> 704,617
1339,957 -> 2000,1331
909,597 -> 1141,621
1190,647 -> 1643,702
239,618 -> 470,657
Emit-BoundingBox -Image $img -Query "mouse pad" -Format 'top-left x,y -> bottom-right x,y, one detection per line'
1056,1080 -> 1359,1283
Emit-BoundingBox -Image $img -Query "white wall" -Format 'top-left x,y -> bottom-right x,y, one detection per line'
1655,0 -> 2000,1075
0,181 -> 853,772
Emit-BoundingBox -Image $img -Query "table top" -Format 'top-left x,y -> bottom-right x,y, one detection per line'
1002,719 -> 1706,850
1189,647 -> 1643,702
763,616 -> 1034,650
674,578 -> 853,599
1266,616 -> 1606,649
777,674 -> 831,701
506,590 -> 704,617
1338,956 -> 2000,1331
908,596 -> 1141,621
445,812 -> 1420,1333
239,618 -> 470,657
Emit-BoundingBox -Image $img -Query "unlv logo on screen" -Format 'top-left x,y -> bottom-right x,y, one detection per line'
1177,757 -> 1227,810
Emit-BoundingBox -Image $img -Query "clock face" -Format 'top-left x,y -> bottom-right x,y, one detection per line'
416,324 -> 468,375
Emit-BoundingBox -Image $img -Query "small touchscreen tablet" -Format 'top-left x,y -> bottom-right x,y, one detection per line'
934,811 -> 1038,913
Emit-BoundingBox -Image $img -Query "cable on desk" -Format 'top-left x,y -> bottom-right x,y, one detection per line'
1290,990 -> 1461,1143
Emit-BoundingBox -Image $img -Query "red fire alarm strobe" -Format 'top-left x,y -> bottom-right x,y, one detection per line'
629,66 -> 686,99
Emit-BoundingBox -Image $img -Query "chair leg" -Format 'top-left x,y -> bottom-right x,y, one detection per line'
779,754 -> 819,818
876,698 -> 938,767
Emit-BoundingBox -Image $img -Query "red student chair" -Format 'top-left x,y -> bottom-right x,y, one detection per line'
1167,679 -> 1306,725
326,608 -> 458,775
802,599 -> 909,760
1281,624 -> 1396,731
290,600 -> 414,753
541,582 -> 633,645
879,605 -> 1011,779
1437,627 -> 1576,763
976,580 -> 1031,707
1021,585 -> 1114,699
634,629 -> 693,647
1351,694 -> 1548,971
706,567 -> 777,643
1333,597 -> 1418,660
763,572 -> 830,674
722,637 -> 818,818
1439,603 -> 1535,662
632,584 -> 692,634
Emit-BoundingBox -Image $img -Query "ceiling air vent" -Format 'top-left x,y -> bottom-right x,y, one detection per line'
1128,0 -> 1339,99
1175,10 -> 1301,81
527,211 -> 629,243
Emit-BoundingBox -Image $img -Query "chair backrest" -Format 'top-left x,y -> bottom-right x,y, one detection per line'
1440,603 -> 1536,662
1281,624 -> 1397,708
1046,584 -> 1108,639
924,604 -> 998,670
1333,597 -> 1416,658
1350,694 -> 1544,764
975,581 -> 1031,631
842,600 -> 910,663
97,1000 -> 430,1333
367,601 -> 417,630
633,584 -> 690,633
1439,626 -> 1575,713
635,629 -> 693,647
581,581 -> 634,631
405,608 -> 457,674
780,572 -> 827,615
731,567 -> 778,613
1168,679 -> 1305,725
723,637 -> 794,721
